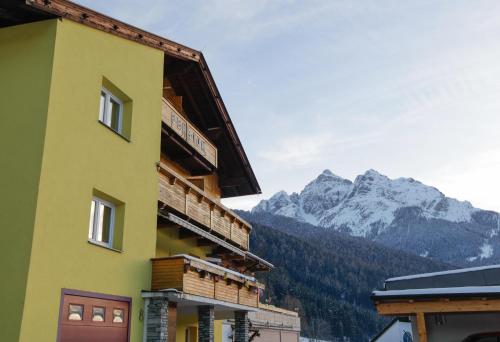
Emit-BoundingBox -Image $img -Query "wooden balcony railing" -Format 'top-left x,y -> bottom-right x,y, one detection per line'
151,255 -> 262,308
158,162 -> 251,250
162,98 -> 218,168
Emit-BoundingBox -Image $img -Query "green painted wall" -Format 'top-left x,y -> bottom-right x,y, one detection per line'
18,19 -> 164,342
156,228 -> 213,259
175,314 -> 222,342
0,20 -> 57,342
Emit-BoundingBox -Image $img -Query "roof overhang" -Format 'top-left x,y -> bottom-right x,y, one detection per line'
372,286 -> 500,316
372,285 -> 500,301
6,0 -> 261,198
0,0 -> 56,27
163,55 -> 261,197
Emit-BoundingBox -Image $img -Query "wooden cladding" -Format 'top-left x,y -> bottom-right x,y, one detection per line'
162,98 -> 217,168
375,298 -> 500,316
151,256 -> 261,308
158,163 -> 250,250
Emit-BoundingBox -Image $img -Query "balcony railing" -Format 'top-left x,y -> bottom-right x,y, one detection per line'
151,255 -> 262,308
158,162 -> 251,250
162,98 -> 218,168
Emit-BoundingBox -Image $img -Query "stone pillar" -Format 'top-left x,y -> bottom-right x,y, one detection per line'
234,311 -> 249,342
146,297 -> 169,342
198,305 -> 215,342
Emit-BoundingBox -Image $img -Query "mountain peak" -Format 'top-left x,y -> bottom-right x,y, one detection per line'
250,169 -> 500,267
253,168 -> 482,237
362,169 -> 386,178
272,190 -> 289,198
312,169 -> 348,184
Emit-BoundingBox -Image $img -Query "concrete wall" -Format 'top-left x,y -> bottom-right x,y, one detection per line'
0,19 -> 57,342
424,312 -> 500,342
18,18 -> 164,342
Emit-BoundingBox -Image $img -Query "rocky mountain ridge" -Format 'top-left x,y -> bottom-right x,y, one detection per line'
252,169 -> 500,265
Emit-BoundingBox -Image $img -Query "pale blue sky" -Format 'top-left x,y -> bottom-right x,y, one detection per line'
79,0 -> 500,212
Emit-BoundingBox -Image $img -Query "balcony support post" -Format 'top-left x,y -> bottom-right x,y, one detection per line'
198,305 -> 215,342
145,296 -> 169,342
234,310 -> 249,342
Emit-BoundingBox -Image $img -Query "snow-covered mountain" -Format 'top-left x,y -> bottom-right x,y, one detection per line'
252,169 -> 500,265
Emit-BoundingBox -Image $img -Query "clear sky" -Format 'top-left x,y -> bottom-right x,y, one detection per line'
79,0 -> 500,212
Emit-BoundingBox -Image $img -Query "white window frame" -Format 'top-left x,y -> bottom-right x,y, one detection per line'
88,197 -> 115,248
99,87 -> 124,134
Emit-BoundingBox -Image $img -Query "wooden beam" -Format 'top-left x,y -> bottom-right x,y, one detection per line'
376,298 -> 500,315
168,303 -> 178,342
176,75 -> 210,129
27,0 -> 200,62
416,312 -> 427,342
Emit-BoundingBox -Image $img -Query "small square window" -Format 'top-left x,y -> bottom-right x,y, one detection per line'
68,304 -> 83,321
92,307 -> 105,322
88,197 -> 115,247
99,87 -> 123,134
113,309 -> 124,323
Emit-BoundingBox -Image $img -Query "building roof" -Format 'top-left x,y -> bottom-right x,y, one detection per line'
1,0 -> 261,197
372,285 -> 500,300
384,264 -> 500,291
372,264 -> 500,302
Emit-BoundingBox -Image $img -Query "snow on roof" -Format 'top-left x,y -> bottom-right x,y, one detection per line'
174,254 -> 256,282
386,264 -> 500,282
372,285 -> 500,299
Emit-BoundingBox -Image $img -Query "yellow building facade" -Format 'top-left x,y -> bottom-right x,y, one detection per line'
0,1 -> 274,342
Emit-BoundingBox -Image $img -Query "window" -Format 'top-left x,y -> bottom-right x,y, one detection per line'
112,309 -> 124,323
88,197 -> 115,247
92,307 -> 105,322
99,87 -> 123,134
68,304 -> 83,321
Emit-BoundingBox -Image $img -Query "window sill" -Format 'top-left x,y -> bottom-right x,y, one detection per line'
98,120 -> 131,142
88,240 -> 123,253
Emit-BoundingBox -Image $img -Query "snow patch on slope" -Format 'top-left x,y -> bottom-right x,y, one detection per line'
480,243 -> 493,259
253,168 -> 478,237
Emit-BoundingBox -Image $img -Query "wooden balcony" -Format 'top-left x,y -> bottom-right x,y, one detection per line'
151,255 -> 262,308
158,162 -> 251,250
162,98 -> 217,171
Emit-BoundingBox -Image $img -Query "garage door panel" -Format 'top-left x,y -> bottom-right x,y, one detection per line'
59,292 -> 130,342
61,325 -> 128,342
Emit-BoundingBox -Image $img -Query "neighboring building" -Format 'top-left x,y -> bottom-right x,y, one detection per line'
0,1 -> 293,342
370,318 -> 413,342
371,265 -> 500,342
222,305 -> 301,342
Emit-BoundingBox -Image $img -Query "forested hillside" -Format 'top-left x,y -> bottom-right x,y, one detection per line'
244,211 -> 452,341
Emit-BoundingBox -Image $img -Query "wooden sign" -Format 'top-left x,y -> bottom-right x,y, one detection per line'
162,99 -> 217,167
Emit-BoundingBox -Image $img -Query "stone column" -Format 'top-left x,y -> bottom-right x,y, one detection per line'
146,297 -> 169,342
234,311 -> 249,342
198,305 -> 215,342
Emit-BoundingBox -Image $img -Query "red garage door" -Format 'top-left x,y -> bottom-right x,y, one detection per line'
59,292 -> 130,342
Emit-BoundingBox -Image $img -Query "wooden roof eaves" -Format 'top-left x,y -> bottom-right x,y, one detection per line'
26,0 -> 200,62
197,54 -> 262,195
26,0 -> 261,195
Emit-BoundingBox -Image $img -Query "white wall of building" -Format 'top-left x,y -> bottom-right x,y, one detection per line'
411,312 -> 500,342
374,320 -> 413,342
